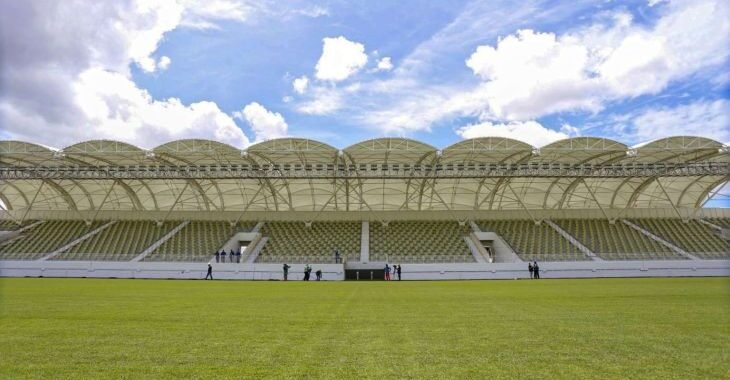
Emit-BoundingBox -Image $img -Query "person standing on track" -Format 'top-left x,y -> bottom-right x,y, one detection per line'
384,264 -> 391,281
205,263 -> 213,280
533,261 -> 540,279
283,263 -> 290,281
396,264 -> 402,281
528,262 -> 534,279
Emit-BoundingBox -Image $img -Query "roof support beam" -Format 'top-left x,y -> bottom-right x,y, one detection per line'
654,177 -> 682,219
91,180 -> 117,223
579,178 -> 611,221
161,181 -> 190,224
505,181 -> 536,221
20,180 -> 44,224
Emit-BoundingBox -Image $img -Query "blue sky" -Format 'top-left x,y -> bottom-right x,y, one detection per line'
0,0 -> 728,205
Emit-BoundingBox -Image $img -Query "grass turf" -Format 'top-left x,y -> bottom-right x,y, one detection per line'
0,277 -> 728,379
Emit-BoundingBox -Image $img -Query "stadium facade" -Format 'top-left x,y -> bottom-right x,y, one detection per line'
0,136 -> 728,280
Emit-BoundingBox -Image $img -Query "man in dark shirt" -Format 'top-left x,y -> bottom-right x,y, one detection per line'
315,269 -> 322,281
533,261 -> 540,279
528,263 -> 534,279
396,264 -> 402,281
283,263 -> 290,281
215,251 -> 220,263
205,263 -> 213,280
220,250 -> 226,263
229,250 -> 235,263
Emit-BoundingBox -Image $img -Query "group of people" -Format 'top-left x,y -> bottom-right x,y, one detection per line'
528,261 -> 541,279
384,264 -> 401,281
282,263 -> 322,281
214,249 -> 241,263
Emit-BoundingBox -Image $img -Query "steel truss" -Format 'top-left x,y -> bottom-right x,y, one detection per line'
2,162 -> 727,180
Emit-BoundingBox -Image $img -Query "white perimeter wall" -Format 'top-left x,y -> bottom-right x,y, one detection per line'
0,261 -> 344,281
1,260 -> 728,281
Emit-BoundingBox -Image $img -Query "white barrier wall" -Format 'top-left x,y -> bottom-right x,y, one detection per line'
1,260 -> 728,281
386,260 -> 730,280
0,261 -> 344,281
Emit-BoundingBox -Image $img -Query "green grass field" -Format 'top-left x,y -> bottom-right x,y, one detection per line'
1,277 -> 728,379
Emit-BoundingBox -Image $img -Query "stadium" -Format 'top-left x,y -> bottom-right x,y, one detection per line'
2,0 -> 729,378
0,136 -> 728,280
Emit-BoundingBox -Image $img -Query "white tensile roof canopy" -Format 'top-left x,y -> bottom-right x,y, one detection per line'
0,136 -> 727,219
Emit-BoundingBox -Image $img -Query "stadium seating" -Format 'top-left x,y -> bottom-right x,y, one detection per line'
145,221 -> 255,262
632,219 -> 729,259
369,221 -> 474,263
0,220 -> 23,231
477,220 -> 586,261
555,219 -> 684,260
54,221 -> 178,261
256,222 -> 360,263
706,218 -> 730,229
0,221 -> 99,260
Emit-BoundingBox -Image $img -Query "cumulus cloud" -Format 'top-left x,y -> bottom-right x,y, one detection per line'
236,102 -> 288,142
456,120 -> 568,147
158,56 -> 171,70
179,0 -> 258,29
629,99 -> 730,143
315,36 -> 368,81
0,0 -> 254,148
363,0 -> 729,135
463,0 -> 729,121
296,87 -> 344,115
376,57 -> 394,71
292,75 -> 309,94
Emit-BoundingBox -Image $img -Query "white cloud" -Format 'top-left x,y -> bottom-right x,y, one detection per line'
296,87 -> 343,115
158,56 -> 171,70
179,0 -> 258,29
295,6 -> 329,18
560,123 -> 580,137
315,36 -> 368,81
0,1 -> 253,148
360,0 -> 729,135
456,120 -> 568,147
463,0 -> 729,121
292,75 -> 309,94
376,57 -> 394,71
630,99 -> 730,143
236,102 -> 288,142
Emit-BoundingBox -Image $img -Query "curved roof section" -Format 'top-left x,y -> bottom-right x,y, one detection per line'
0,133 -> 727,213
0,140 -> 59,167
533,137 -> 628,164
633,136 -> 725,163
245,138 -> 338,165
343,138 -> 437,165
63,140 -> 147,166
0,135 -> 726,167
153,139 -> 242,165
441,137 -> 534,164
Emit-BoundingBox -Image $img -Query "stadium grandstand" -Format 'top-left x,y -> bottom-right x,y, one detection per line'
0,136 -> 728,280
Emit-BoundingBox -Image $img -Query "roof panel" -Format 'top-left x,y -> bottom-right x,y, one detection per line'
344,138 -> 437,164
534,137 -> 628,164
441,137 -> 534,164
633,136 -> 724,163
245,138 -> 337,165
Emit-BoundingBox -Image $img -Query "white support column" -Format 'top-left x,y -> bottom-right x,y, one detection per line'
621,219 -> 700,260
245,237 -> 269,263
360,220 -> 369,263
131,221 -> 190,262
251,221 -> 264,233
38,221 -> 117,261
464,235 -> 488,263
697,218 -> 723,231
543,220 -> 602,261
469,220 -> 482,233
